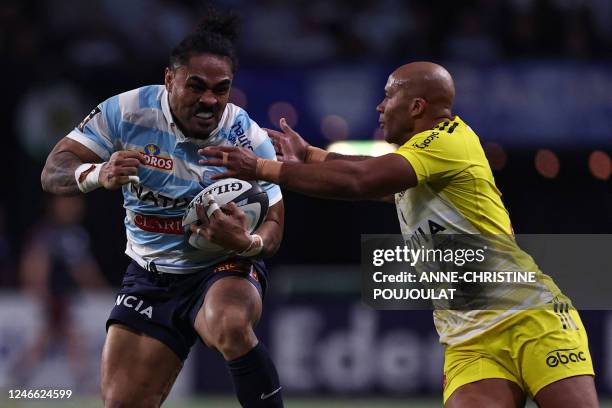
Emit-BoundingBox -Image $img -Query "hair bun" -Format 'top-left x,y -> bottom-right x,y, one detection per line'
196,6 -> 239,44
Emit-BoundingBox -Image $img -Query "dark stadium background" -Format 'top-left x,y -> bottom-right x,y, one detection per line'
0,0 -> 610,406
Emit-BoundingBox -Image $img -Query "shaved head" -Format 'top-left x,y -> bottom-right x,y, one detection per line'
390,62 -> 455,111
377,61 -> 455,145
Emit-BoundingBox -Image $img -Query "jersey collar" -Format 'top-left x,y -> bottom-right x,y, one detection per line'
161,87 -> 228,147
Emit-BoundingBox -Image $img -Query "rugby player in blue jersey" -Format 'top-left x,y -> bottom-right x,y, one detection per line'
41,9 -> 285,408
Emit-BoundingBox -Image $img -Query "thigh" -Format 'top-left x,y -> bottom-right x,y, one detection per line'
534,375 -> 598,408
194,275 -> 262,354
446,378 -> 525,408
444,337 -> 524,405
101,324 -> 183,408
520,309 -> 595,398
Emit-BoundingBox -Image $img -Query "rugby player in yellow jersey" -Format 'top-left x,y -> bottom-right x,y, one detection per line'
199,62 -> 598,407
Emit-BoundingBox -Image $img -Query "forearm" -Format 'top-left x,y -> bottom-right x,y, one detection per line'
255,219 -> 283,258
325,152 -> 371,162
279,161 -> 372,200
253,202 -> 284,258
41,150 -> 85,195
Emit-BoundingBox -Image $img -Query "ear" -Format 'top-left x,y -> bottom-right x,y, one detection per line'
411,97 -> 427,117
164,67 -> 173,92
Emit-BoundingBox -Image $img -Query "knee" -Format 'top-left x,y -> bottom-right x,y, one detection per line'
204,308 -> 256,355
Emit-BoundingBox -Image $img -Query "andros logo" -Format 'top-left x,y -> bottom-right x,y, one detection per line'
545,347 -> 587,367
142,143 -> 173,170
144,143 -> 160,155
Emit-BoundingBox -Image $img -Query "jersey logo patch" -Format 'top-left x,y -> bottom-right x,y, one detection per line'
412,131 -> 440,149
133,213 -> 183,235
228,120 -> 254,151
78,106 -> 101,131
142,143 -> 173,171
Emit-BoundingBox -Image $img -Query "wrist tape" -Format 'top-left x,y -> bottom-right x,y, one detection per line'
305,146 -> 328,163
238,234 -> 264,257
74,163 -> 104,193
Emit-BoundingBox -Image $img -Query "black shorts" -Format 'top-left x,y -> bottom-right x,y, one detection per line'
107,258 -> 268,361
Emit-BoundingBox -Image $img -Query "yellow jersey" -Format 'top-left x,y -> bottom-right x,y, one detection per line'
393,116 -> 567,345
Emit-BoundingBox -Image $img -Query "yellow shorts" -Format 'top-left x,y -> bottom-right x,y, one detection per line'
443,308 -> 594,403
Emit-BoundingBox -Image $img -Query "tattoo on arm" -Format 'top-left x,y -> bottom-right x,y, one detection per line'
42,137 -> 104,195
41,150 -> 85,196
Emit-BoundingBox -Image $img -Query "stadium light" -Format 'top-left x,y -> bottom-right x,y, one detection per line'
327,140 -> 396,157
535,149 -> 560,179
321,115 -> 349,141
268,101 -> 298,128
588,150 -> 611,180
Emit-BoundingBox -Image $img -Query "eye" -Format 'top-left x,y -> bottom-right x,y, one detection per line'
188,83 -> 204,91
214,87 -> 230,96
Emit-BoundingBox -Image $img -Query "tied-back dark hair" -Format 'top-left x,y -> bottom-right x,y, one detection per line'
169,6 -> 239,73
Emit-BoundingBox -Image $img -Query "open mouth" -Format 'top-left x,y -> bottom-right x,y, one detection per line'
195,111 -> 214,120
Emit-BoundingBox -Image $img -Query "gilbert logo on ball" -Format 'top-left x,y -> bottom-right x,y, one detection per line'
182,178 -> 269,252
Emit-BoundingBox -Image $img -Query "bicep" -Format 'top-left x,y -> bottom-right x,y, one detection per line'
48,137 -> 105,163
357,153 -> 418,198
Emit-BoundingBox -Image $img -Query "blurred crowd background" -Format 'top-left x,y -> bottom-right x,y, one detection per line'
0,0 -> 610,404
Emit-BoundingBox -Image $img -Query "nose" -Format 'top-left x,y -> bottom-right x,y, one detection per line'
376,100 -> 384,113
199,90 -> 218,106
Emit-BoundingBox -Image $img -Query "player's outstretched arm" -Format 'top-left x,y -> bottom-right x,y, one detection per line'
199,146 -> 417,200
42,137 -> 145,195
265,118 -> 370,164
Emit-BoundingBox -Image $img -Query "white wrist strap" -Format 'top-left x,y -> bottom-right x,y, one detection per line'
237,234 -> 264,257
75,163 -> 104,193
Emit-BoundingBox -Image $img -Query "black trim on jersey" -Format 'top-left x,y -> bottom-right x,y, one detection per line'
447,122 -> 459,134
553,301 -> 578,331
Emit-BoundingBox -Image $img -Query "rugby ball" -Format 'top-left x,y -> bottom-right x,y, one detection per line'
182,178 -> 269,252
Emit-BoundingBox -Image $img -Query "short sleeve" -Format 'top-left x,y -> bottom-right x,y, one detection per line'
66,95 -> 121,160
393,129 -> 470,184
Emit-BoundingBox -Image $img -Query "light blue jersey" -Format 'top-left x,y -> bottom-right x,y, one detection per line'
68,85 -> 282,273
